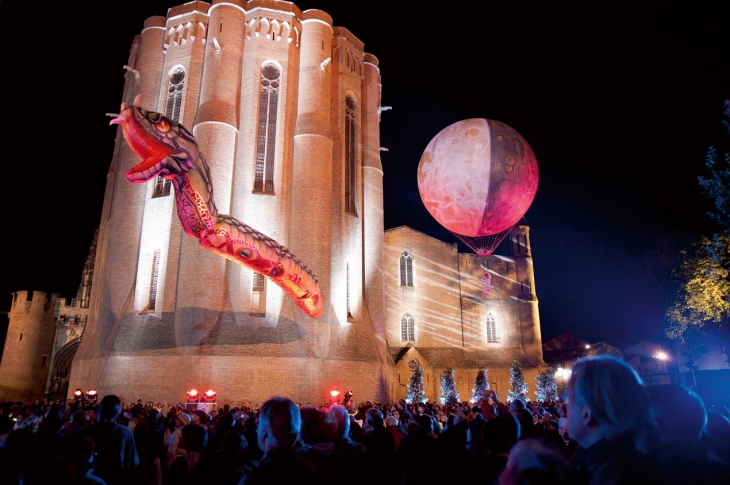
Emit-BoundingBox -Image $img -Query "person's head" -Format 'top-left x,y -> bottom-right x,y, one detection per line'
180,423 -> 206,452
509,399 -> 526,415
98,395 -> 121,422
483,414 -> 520,455
70,410 -> 86,426
329,405 -> 351,439
646,383 -> 706,443
385,416 -> 399,428
366,408 -> 384,428
566,356 -> 651,448
219,412 -> 236,429
514,409 -> 534,438
498,439 -> 569,485
415,413 -> 434,436
257,397 -> 301,453
298,406 -> 334,445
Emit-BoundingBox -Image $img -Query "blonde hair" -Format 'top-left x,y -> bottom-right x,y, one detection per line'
567,356 -> 651,441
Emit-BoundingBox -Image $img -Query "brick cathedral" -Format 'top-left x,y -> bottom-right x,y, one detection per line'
0,0 -> 543,404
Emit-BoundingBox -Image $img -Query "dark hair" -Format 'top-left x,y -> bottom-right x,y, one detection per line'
299,407 -> 334,445
98,395 -> 121,421
647,384 -> 707,441
483,414 -> 519,455
258,397 -> 300,448
181,423 -> 206,452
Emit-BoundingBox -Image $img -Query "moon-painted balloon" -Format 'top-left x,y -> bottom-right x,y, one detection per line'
110,96 -> 324,319
417,118 -> 538,255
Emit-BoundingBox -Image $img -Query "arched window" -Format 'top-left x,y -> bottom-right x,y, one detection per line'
254,64 -> 280,194
345,95 -> 357,214
149,250 -> 160,311
400,251 -> 414,286
401,314 -> 415,342
486,313 -> 498,343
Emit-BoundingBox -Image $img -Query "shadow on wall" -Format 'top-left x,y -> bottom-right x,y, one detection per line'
108,310 -> 306,352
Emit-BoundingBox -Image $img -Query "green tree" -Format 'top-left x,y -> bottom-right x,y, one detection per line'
667,101 -> 730,340
407,366 -> 428,404
534,366 -> 558,402
440,368 -> 459,405
508,359 -> 528,402
471,368 -> 490,403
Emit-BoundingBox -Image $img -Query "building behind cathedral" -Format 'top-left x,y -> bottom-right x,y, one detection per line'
0,0 -> 543,404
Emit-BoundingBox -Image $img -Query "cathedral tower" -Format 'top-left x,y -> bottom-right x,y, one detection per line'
69,0 -> 391,404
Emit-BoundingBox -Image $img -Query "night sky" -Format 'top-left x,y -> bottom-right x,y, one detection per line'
1,0 -> 729,350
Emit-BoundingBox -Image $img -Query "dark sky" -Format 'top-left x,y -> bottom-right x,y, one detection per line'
1,0 -> 728,349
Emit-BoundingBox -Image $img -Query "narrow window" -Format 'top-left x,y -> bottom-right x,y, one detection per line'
41,356 -> 48,369
401,314 -> 415,341
149,250 -> 160,311
19,333 -> 22,341
254,64 -> 280,194
152,174 -> 171,198
400,251 -> 414,287
486,313 -> 498,343
251,271 -> 266,315
345,95 -> 357,214
153,67 -> 186,197
165,67 -> 185,121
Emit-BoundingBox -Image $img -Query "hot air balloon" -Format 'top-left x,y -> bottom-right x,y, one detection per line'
417,118 -> 538,256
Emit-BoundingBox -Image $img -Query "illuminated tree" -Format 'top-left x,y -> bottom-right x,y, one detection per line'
508,359 -> 528,402
471,368 -> 490,403
407,366 -> 428,404
534,366 -> 558,402
667,101 -> 730,340
440,368 -> 459,404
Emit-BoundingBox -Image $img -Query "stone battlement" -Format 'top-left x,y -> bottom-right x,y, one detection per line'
10,291 -> 59,315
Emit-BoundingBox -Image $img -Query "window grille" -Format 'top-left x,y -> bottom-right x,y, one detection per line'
252,272 -> 265,292
149,250 -> 160,310
400,251 -> 414,286
486,313 -> 498,343
401,314 -> 415,341
254,64 -> 280,193
165,67 -> 185,121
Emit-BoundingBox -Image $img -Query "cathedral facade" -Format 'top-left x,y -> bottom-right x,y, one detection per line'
1,0 -> 543,404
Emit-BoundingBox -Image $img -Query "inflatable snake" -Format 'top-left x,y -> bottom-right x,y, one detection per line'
110,96 -> 323,319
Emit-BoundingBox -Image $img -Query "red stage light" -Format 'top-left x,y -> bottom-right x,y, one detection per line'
202,390 -> 217,403
87,389 -> 97,396
74,389 -> 83,398
328,389 -> 341,404
186,389 -> 199,403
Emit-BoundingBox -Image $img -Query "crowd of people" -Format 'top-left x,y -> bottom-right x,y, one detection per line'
1,356 -> 729,484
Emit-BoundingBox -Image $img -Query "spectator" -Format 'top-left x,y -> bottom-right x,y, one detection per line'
61,436 -> 107,484
239,397 -> 317,485
385,415 -> 405,451
565,356 -> 661,484
80,395 -> 139,485
498,439 -> 570,485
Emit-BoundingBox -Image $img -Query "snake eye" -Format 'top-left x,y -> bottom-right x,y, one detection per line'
239,249 -> 251,259
155,119 -> 170,132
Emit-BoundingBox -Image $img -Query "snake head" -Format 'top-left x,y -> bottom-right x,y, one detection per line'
110,96 -> 198,183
